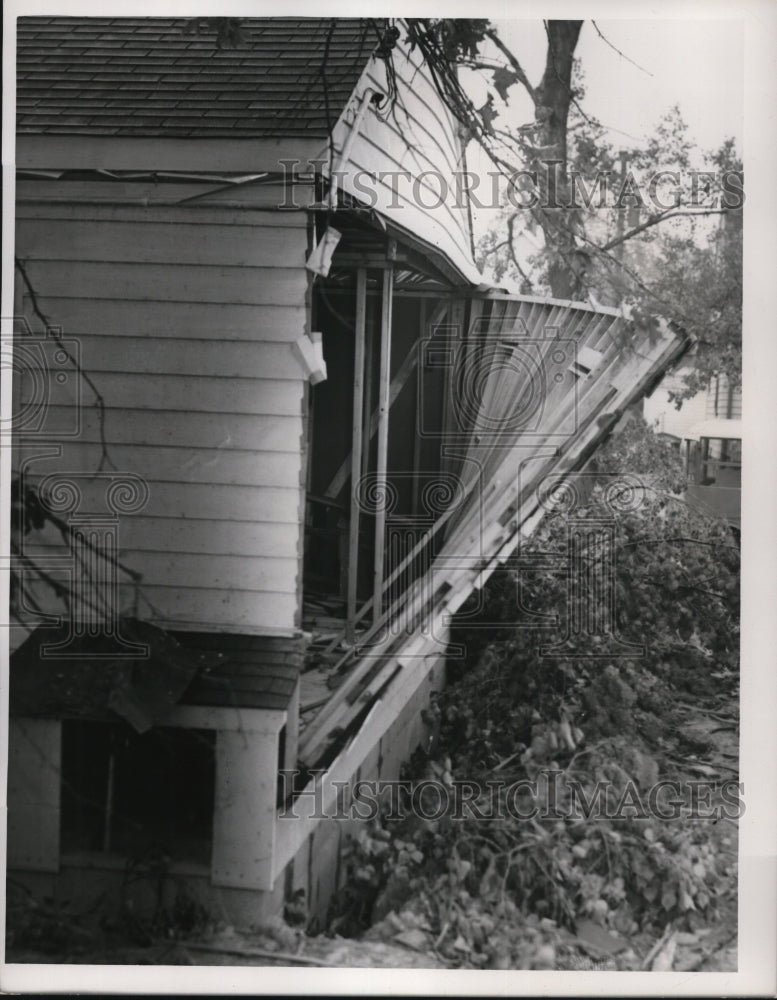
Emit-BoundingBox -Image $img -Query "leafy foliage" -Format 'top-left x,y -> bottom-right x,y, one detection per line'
332,418 -> 739,968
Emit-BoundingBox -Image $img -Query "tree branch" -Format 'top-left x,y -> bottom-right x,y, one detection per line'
507,213 -> 534,288
484,27 -> 537,104
590,21 -> 654,77
14,257 -> 116,473
601,209 -> 730,253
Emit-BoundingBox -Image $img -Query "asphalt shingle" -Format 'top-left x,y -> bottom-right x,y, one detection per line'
17,16 -> 374,138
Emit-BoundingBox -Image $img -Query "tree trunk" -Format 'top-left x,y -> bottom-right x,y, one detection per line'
534,20 -> 583,298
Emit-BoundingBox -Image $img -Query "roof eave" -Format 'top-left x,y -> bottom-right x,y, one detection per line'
15,133 -> 327,173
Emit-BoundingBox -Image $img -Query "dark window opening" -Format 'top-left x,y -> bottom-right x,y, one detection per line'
304,280 -> 453,610
61,720 -> 215,867
276,724 -> 287,807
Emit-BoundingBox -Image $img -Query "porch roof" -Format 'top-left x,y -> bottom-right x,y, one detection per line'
9,620 -> 302,729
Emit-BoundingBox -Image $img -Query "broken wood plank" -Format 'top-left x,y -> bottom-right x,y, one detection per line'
373,265 -> 394,623
346,268 -> 368,643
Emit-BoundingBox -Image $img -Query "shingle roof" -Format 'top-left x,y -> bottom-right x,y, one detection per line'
10,621 -> 303,724
177,631 -> 303,712
17,16 -> 373,138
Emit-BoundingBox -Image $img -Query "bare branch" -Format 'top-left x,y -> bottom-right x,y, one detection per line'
14,257 -> 117,473
601,209 -> 730,252
591,21 -> 654,77
479,238 -> 511,258
507,214 -> 534,288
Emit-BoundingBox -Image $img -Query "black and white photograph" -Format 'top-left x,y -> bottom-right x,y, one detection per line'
1,2 -> 775,994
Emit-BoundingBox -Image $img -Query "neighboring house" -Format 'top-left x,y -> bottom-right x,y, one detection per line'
7,17 -> 690,928
644,369 -> 742,528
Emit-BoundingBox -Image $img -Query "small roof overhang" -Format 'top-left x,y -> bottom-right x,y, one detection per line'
687,418 -> 743,441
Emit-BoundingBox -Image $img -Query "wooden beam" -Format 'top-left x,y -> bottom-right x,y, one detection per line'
411,298 -> 426,515
361,304 -> 375,478
324,298 -> 451,501
373,266 -> 394,623
346,269 -> 368,643
325,340 -> 417,501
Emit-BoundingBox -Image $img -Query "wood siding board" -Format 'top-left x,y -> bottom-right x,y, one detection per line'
16,135 -> 325,172
16,201 -> 310,228
20,259 -> 307,307
16,219 -> 310,267
15,300 -> 308,342
15,178 -> 313,209
55,550 -> 300,594
26,335 -> 308,375
123,585 -> 298,633
24,444 -> 303,489
41,373 -> 306,417
22,480 -> 303,524
78,517 -> 299,558
35,406 -> 303,452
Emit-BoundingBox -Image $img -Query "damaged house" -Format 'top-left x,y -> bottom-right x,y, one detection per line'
7,17 -> 690,928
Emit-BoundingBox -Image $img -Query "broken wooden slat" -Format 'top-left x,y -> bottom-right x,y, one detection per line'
299,321 -> 687,766
373,266 -> 394,622
346,268 -> 368,643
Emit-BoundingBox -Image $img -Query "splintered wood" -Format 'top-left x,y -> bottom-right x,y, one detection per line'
298,294 -> 689,769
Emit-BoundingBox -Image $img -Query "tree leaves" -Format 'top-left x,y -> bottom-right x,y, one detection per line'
492,66 -> 520,102
477,95 -> 499,134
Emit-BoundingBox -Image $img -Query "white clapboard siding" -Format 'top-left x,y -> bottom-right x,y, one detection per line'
330,25 -> 479,282
28,478 -> 301,524
24,444 -> 303,489
16,202 -> 309,228
33,406 -> 303,453
20,516 -> 298,560
26,548 -> 297,595
16,219 -> 308,269
16,300 -> 307,343
38,337 -> 306,378
15,177 -> 314,211
19,366 -> 304,416
20,259 -> 304,307
66,373 -> 303,416
15,194 -> 311,634
117,584 -> 298,634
